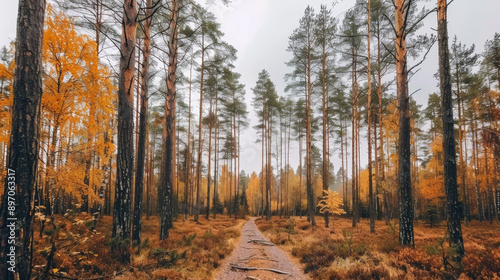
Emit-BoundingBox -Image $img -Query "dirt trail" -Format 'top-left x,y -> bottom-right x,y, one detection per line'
214,217 -> 308,280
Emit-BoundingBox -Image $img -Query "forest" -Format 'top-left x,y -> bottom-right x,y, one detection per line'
0,0 -> 499,279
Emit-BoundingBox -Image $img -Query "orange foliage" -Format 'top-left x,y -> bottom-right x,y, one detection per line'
40,6 -> 116,206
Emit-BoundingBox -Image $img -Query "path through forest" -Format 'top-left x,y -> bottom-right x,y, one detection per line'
214,217 -> 308,280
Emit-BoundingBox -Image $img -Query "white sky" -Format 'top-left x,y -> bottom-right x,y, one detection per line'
1,0 -> 499,177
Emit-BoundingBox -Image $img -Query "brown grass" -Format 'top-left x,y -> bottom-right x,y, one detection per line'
31,212 -> 246,280
256,216 -> 500,280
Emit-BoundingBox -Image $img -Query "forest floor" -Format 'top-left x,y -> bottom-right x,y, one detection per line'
255,216 -> 500,280
28,212 -> 500,279
213,217 -> 308,280
31,212 -> 246,279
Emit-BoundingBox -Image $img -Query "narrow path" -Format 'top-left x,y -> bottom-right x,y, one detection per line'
214,217 -> 308,280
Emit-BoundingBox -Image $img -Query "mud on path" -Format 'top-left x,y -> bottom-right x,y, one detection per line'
213,217 -> 308,280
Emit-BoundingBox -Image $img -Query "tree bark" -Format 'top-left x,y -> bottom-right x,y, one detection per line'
0,0 -> 46,278
206,99 -> 213,220
367,0 -> 375,233
132,0 -> 152,244
186,54 -> 193,220
195,33 -> 204,222
113,1 -> 137,260
395,0 -> 413,247
352,53 -> 358,228
306,40 -> 315,226
437,0 -> 464,258
159,0 -> 178,239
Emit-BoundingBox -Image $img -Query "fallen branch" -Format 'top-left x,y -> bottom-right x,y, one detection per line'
230,264 -> 292,276
246,276 -> 262,280
248,239 -> 274,246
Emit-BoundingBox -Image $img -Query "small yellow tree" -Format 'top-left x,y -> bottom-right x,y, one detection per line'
317,189 -> 346,215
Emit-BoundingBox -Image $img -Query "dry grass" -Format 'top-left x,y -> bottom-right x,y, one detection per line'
31,212 -> 246,279
255,216 -> 500,280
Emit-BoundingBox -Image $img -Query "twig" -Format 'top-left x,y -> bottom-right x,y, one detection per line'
248,239 -> 274,246
238,252 -> 260,260
246,276 -> 262,280
253,258 -> 278,262
230,264 -> 292,276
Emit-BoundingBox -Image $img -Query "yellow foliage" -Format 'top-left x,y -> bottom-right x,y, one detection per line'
317,189 -> 345,215
418,136 -> 444,205
245,172 -> 261,214
39,7 -> 116,206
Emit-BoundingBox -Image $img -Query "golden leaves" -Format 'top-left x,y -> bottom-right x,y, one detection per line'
317,189 -> 345,215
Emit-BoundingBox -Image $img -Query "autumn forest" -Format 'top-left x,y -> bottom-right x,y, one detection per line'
0,0 -> 499,279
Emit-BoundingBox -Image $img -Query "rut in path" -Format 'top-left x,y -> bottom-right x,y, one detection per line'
214,217 -> 308,280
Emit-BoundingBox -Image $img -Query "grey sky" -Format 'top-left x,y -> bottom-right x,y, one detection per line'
1,0 -> 499,177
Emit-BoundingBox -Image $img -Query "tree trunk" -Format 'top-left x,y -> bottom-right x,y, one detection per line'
306,41 -> 315,226
132,0 -> 152,244
261,112 -> 265,218
0,0 -> 46,278
321,41 -> 329,228
186,55 -> 193,220
456,67 -> 468,225
233,102 -> 238,219
159,0 -> 178,239
112,0 -> 137,261
195,34 -> 205,222
437,0 -> 464,258
472,115 -> 483,221
367,0 -> 375,233
352,53 -> 358,228
206,99 -> 213,220
213,99 -> 219,219
377,20 -> 387,223
395,0 -> 413,247
299,133 -> 303,218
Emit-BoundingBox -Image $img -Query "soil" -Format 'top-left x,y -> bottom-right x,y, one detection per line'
213,217 -> 308,280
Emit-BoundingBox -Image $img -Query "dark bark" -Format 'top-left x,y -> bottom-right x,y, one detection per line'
321,40 -> 329,228
206,100 -> 213,220
160,0 -> 178,239
395,0 -> 414,247
186,56 -> 193,220
352,54 -> 359,228
306,41 -> 315,226
437,0 -> 464,259
195,33 -> 204,222
266,112 -> 272,221
213,92 -> 219,219
132,0 -> 152,244
367,0 -> 375,233
113,0 -> 137,244
0,0 -> 46,278
261,117 -> 265,218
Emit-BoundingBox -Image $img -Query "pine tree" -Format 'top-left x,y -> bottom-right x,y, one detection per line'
287,6 -> 317,226
0,0 -> 46,278
314,4 -> 337,228
112,0 -> 137,261
132,0 -> 154,244
450,36 -> 478,225
394,0 -> 413,247
437,0 -> 464,260
252,69 -> 278,220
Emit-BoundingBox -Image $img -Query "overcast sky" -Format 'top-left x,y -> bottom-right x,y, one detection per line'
1,0 -> 499,176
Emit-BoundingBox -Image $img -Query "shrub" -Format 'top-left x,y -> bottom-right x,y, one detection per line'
462,249 -> 500,279
397,248 -> 441,271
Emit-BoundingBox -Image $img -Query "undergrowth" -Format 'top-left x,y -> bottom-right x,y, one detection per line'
255,216 -> 500,280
